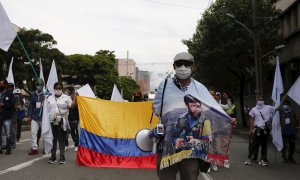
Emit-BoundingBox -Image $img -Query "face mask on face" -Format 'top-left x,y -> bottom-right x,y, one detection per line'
36,86 -> 42,92
54,90 -> 62,96
175,65 -> 192,80
257,101 -> 264,106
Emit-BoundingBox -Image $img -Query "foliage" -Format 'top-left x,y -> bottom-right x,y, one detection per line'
63,50 -> 139,100
0,28 -> 139,100
184,0 -> 281,92
0,28 -> 64,89
183,0 -> 282,126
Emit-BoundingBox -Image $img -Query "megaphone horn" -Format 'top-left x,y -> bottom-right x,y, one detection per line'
135,128 -> 153,152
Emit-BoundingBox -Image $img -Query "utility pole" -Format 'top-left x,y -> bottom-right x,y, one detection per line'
126,51 -> 129,77
252,0 -> 262,96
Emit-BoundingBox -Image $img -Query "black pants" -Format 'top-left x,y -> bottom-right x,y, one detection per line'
281,134 -> 296,160
51,124 -> 66,159
250,128 -> 269,161
157,154 -> 210,180
69,122 -> 79,147
16,119 -> 22,141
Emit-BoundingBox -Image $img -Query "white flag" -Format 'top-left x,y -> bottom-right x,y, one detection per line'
39,58 -> 45,82
0,2 -> 17,51
111,84 -> 124,102
41,97 -> 53,154
46,60 -> 58,95
287,75 -> 300,106
271,56 -> 284,151
77,84 -> 96,98
6,57 -> 14,85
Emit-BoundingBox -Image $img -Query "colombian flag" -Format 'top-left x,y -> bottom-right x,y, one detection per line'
76,96 -> 158,168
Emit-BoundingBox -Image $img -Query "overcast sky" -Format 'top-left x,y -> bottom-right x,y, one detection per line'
2,0 -> 212,88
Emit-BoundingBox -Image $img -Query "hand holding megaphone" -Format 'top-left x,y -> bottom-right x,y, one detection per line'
135,124 -> 164,153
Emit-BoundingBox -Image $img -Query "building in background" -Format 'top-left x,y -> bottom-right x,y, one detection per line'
136,70 -> 150,95
115,58 -> 136,80
275,0 -> 300,138
275,0 -> 300,87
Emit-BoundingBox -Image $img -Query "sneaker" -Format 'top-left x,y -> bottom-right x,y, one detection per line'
211,164 -> 218,171
0,150 -> 2,154
28,149 -> 38,155
259,160 -> 268,166
244,158 -> 252,165
59,157 -> 66,164
16,140 -> 21,144
74,147 -> 78,152
65,146 -> 68,151
48,157 -> 57,164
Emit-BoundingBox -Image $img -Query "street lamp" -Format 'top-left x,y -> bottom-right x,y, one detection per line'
225,13 -> 261,95
260,45 -> 285,60
225,13 -> 252,36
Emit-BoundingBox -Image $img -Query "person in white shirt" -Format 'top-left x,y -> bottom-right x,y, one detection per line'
47,82 -> 77,164
244,95 -> 275,166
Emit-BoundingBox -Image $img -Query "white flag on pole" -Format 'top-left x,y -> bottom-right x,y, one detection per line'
77,84 -> 96,98
39,58 -> 45,82
271,56 -> 284,151
287,75 -> 300,106
42,60 -> 58,154
0,2 -> 17,51
46,60 -> 58,95
6,57 -> 14,85
111,84 -> 124,102
41,97 -> 52,154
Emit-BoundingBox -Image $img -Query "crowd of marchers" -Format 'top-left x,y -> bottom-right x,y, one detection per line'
0,79 -> 79,165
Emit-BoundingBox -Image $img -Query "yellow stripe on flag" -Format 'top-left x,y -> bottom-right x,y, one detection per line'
77,96 -> 158,139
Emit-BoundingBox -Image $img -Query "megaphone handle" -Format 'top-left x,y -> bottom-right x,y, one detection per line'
152,141 -> 157,154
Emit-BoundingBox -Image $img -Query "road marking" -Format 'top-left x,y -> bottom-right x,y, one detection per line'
0,145 -> 75,176
201,172 -> 214,180
19,139 -> 31,143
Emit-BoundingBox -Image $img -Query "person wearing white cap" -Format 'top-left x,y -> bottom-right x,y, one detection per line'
152,52 -> 216,180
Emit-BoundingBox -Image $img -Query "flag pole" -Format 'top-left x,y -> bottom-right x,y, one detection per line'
16,34 -> 40,84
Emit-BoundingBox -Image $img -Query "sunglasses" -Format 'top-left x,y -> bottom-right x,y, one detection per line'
174,61 -> 193,67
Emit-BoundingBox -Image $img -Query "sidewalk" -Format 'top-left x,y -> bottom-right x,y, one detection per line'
233,127 -> 300,153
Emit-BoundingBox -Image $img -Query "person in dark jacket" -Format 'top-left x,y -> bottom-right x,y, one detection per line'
0,80 -> 16,155
280,101 -> 297,163
28,79 -> 49,155
65,86 -> 79,152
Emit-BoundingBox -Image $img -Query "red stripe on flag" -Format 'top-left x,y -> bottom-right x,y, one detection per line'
76,146 -> 157,169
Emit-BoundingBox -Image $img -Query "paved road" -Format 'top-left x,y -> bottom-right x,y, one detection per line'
0,131 -> 299,180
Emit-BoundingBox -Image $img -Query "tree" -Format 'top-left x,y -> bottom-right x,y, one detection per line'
0,28 -> 64,90
183,0 -> 282,127
63,50 -> 139,100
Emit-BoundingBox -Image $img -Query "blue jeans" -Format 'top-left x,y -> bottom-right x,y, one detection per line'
0,119 -> 12,150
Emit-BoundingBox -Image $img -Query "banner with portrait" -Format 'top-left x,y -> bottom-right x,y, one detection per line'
159,94 -> 232,169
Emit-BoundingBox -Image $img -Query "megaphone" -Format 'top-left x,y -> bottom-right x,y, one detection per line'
135,124 -> 164,153
135,128 -> 153,152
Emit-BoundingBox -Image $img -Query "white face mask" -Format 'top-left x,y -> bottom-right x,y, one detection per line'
175,65 -> 192,80
257,101 -> 264,106
54,90 -> 62,96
